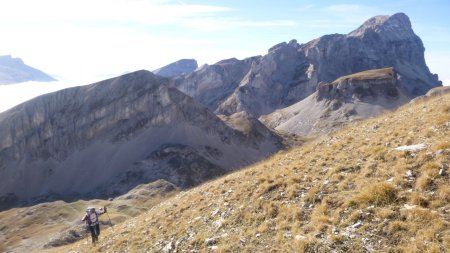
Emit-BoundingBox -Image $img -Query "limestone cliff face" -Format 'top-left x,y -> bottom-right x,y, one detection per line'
217,41 -> 312,116
171,57 -> 257,111
304,13 -> 439,96
260,68 -> 410,135
0,70 -> 282,207
173,13 -> 440,117
0,55 -> 56,84
316,68 -> 405,101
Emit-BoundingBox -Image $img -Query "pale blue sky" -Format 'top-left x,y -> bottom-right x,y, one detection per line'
0,0 -> 449,84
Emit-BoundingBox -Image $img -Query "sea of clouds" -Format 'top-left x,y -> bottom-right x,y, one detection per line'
0,78 -> 101,113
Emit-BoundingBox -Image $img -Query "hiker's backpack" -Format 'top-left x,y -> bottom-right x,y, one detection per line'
85,207 -> 98,225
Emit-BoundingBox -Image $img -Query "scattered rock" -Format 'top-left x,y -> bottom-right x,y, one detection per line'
394,143 -> 428,151
284,231 -> 293,239
162,240 -> 174,252
403,204 -> 417,210
205,237 -> 217,246
211,208 -> 220,217
405,170 -> 414,178
295,235 -> 307,241
332,227 -> 339,234
314,232 -> 324,239
213,217 -> 224,228
351,221 -> 363,229
439,164 -> 448,176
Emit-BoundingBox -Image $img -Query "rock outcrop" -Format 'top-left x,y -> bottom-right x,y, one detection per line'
173,13 -> 440,117
0,55 -> 56,84
0,70 -> 282,207
260,67 -> 410,135
153,59 -> 198,78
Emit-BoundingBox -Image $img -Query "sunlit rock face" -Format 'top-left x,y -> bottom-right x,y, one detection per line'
173,13 -> 440,117
260,67 -> 411,136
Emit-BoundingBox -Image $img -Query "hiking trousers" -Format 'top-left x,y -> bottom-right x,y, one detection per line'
88,224 -> 100,243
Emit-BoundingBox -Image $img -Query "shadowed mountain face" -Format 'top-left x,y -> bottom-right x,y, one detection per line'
172,13 -> 441,117
0,70 -> 282,209
153,59 -> 198,78
0,55 -> 56,84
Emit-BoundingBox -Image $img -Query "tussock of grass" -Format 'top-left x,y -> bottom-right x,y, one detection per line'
352,182 -> 398,206
51,94 -> 450,253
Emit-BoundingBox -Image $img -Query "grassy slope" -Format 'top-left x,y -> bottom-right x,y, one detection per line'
54,94 -> 449,253
0,180 -> 178,253
332,67 -> 394,83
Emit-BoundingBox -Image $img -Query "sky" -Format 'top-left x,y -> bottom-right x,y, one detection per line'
0,0 -> 449,111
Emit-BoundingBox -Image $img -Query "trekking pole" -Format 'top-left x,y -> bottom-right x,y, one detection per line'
85,225 -> 89,246
106,212 -> 114,232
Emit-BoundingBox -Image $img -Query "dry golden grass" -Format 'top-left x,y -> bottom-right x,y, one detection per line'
47,93 -> 450,252
0,181 -> 178,253
332,67 -> 394,83
351,182 -> 398,207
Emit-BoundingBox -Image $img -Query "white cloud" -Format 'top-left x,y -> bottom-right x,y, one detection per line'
0,0 -> 231,25
0,0 -> 299,81
297,4 -> 315,12
443,80 -> 450,86
182,18 -> 296,32
326,4 -> 366,13
0,0 -> 236,80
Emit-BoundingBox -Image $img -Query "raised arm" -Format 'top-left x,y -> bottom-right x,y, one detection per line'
96,206 -> 107,215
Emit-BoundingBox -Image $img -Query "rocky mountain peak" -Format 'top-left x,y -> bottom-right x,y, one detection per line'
0,55 -> 56,84
173,13 -> 439,118
348,13 -> 414,40
0,55 -> 24,65
268,39 -> 299,53
153,59 -> 198,78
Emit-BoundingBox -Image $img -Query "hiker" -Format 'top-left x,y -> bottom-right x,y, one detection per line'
82,206 -> 107,244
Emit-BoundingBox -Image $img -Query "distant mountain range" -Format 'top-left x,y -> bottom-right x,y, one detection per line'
0,13 -> 442,211
0,55 -> 56,84
172,13 -> 440,117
